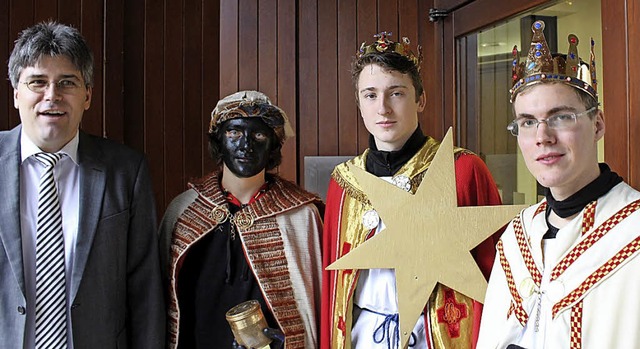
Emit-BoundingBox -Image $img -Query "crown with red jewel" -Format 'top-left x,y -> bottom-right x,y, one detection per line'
357,31 -> 423,71
510,20 -> 598,103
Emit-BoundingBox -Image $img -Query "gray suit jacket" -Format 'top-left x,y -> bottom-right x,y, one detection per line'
0,125 -> 165,348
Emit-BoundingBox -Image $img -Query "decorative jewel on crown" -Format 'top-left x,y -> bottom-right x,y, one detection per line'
509,20 -> 598,103
357,31 -> 423,71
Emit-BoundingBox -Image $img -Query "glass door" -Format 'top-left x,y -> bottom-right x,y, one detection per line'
454,0 -> 603,205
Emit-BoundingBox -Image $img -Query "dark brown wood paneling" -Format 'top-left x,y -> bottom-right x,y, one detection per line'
629,0 -> 640,188
57,0 -> 80,29
80,0 -> 104,137
164,0 -> 185,206
298,0 -> 319,184
337,0 -> 358,156
103,0 -> 125,143
378,0 -> 398,35
356,0 -> 377,152
184,0 -> 208,184
420,0 -> 439,138
399,0 -> 419,44
602,0 -> 630,184
238,0 -> 258,91
144,0 -> 165,210
34,0 -> 57,22
317,0 -> 339,156
201,0 -> 220,176
220,0 -> 239,97
258,0 -> 277,100
123,0 -> 145,152
1,0 -> 9,130
276,0 -> 297,181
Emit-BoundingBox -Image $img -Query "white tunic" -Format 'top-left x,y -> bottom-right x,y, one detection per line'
477,182 -> 640,349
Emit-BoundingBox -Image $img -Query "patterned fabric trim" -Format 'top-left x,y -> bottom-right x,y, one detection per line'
552,234 -> 640,317
497,239 -> 528,326
569,300 -> 583,349
550,199 -> 640,281
581,201 -> 596,236
513,215 -> 542,285
534,202 -> 547,217
167,193 -> 224,348
331,137 -> 470,203
239,216 -> 306,348
167,173 -> 320,349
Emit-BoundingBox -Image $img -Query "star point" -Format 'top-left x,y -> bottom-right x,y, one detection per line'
326,128 -> 527,348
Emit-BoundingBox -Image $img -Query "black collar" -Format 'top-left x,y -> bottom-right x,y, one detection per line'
366,126 -> 427,177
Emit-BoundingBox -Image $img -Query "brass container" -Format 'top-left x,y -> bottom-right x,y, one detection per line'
226,300 -> 272,348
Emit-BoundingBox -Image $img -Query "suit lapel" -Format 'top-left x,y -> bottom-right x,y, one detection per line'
0,126 -> 26,295
71,132 -> 106,302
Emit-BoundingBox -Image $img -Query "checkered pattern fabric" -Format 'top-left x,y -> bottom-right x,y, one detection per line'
569,301 -> 584,349
581,201 -> 597,236
552,235 -> 640,317
498,239 -> 528,326
513,216 -> 542,284
534,202 -> 547,217
551,199 -> 640,281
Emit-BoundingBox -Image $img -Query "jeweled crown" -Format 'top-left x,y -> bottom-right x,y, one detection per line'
510,20 -> 598,103
357,31 -> 423,71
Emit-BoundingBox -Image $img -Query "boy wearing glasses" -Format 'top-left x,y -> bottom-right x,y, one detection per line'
477,21 -> 640,349
0,22 -> 165,348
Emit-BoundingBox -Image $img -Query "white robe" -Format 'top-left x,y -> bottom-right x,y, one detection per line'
477,182 -> 640,349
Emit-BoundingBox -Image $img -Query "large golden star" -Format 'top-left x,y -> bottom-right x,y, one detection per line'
326,128 -> 526,348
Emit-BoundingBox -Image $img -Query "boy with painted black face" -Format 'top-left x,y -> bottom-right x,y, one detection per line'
477,21 -> 640,349
159,91 -> 324,349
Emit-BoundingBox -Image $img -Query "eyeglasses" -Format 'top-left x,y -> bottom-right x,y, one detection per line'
21,78 -> 84,94
507,107 -> 596,136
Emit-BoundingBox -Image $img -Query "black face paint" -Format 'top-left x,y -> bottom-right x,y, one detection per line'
218,118 -> 275,178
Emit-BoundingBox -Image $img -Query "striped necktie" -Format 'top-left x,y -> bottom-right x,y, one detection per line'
33,152 -> 68,349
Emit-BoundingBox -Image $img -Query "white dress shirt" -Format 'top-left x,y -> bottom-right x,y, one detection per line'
20,130 -> 80,349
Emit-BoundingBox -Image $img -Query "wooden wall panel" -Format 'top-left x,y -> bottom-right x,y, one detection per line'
183,0 -> 207,184
317,0 -> 339,156
104,0 -> 125,142
337,0 -> 359,156
0,0 -> 9,130
298,0 -> 319,184
629,0 -> 640,189
143,0 -> 165,212
201,0 -> 220,176
276,0 -> 297,181
80,0 -> 104,137
238,0 -> 258,90
163,0 -> 184,206
220,0 -> 239,97
123,1 -> 145,152
34,0 -> 56,22
356,0 -> 377,151
602,0 -> 639,189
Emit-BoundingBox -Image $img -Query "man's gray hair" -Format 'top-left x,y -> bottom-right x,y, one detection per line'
8,21 -> 94,88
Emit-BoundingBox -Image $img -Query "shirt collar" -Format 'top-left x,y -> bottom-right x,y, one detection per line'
20,129 -> 80,165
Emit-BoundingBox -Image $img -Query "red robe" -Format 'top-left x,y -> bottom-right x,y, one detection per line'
321,138 -> 502,349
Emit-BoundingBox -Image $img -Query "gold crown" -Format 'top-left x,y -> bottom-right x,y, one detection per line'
357,31 -> 423,71
510,20 -> 598,103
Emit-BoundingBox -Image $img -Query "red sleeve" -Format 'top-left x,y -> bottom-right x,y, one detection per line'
320,178 -> 345,349
454,153 -> 504,349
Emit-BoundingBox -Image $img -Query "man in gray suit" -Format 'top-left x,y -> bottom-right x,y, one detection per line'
0,21 -> 165,348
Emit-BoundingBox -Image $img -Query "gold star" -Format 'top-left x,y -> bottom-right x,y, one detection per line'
326,128 -> 526,348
